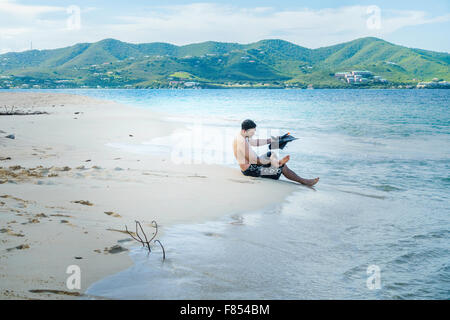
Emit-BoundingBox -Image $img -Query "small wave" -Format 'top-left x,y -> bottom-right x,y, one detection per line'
441,177 -> 450,184
373,184 -> 402,192
413,230 -> 450,240
391,249 -> 445,265
337,189 -> 386,199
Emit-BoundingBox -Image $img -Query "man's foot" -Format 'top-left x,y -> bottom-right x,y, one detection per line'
279,155 -> 290,166
301,177 -> 320,187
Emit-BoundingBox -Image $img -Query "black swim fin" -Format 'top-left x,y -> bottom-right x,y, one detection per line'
269,133 -> 298,150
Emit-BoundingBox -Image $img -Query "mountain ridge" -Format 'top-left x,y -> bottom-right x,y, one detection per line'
1,37 -> 448,89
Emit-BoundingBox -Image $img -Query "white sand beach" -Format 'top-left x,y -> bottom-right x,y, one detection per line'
0,92 -> 297,299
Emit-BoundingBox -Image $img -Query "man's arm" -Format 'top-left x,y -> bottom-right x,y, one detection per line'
248,137 -> 271,147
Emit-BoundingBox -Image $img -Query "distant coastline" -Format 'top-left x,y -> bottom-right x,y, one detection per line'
1,37 -> 449,90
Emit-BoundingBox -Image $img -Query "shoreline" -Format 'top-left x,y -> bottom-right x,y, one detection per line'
0,92 -> 297,299
2,87 -> 449,91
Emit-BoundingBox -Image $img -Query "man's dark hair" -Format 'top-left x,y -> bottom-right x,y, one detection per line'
241,119 -> 257,131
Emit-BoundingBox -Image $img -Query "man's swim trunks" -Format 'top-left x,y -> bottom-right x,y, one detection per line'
241,163 -> 285,180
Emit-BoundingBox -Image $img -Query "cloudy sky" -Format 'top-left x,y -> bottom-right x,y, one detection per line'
1,0 -> 449,54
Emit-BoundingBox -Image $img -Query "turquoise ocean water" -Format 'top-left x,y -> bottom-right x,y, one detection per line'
13,89 -> 450,299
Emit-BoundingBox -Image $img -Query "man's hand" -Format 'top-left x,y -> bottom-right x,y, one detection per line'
270,136 -> 280,143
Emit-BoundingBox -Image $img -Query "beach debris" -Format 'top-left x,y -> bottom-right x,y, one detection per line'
154,240 -> 165,260
50,166 -> 71,172
106,228 -> 135,235
35,213 -> 48,218
0,228 -> 24,237
0,166 -> 62,183
117,238 -> 132,243
5,134 -> 15,139
29,289 -> 80,297
1,105 -> 49,116
71,200 -> 93,206
50,213 -> 71,217
104,211 -> 121,218
6,244 -> 30,251
104,245 -> 128,254
125,220 -> 165,261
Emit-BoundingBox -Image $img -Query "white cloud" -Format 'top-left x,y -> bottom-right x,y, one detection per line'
0,1 -> 449,53
0,0 -> 64,17
103,3 -> 450,47
0,26 -> 31,39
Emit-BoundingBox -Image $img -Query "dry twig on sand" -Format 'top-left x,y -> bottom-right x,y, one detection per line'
1,105 -> 49,116
125,220 -> 165,261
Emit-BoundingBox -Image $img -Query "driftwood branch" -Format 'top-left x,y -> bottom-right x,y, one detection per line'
154,240 -> 165,260
125,220 -> 165,261
1,105 -> 49,116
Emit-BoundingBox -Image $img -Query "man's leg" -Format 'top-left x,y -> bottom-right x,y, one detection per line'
282,165 -> 320,186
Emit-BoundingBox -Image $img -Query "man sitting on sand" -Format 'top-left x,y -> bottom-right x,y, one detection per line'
232,119 -> 320,187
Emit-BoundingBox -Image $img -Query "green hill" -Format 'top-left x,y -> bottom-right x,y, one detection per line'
0,37 -> 448,89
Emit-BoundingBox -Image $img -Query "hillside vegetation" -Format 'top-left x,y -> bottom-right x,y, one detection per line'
0,37 -> 448,89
